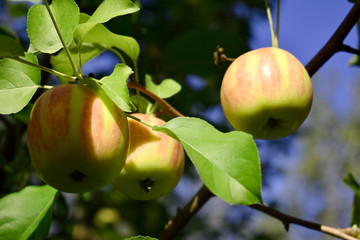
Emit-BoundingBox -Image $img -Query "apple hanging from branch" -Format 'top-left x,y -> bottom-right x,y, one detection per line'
27,84 -> 130,193
113,113 -> 185,201
220,47 -> 313,140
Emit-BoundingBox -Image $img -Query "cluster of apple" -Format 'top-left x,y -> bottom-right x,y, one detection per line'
220,47 -> 313,140
27,84 -> 185,200
27,46 -> 312,200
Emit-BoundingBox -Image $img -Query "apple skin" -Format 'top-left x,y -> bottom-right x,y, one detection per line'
112,113 -> 185,200
27,84 -> 130,193
220,47 -> 313,140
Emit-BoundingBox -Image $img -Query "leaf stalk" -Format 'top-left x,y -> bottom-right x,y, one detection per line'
42,0 -> 82,80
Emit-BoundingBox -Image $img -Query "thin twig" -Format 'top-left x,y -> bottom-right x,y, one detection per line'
340,44 -> 360,55
127,82 -> 184,117
42,0 -> 82,80
158,185 -> 214,240
249,204 -> 359,240
305,0 -> 360,76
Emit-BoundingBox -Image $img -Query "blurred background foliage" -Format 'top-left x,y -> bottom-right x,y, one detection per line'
1,0 -> 360,239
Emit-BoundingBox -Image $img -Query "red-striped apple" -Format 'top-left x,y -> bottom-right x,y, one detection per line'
112,113 -> 185,200
27,84 -> 129,193
220,47 -> 313,140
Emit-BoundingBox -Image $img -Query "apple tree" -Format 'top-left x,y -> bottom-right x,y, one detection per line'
1,0 -> 360,239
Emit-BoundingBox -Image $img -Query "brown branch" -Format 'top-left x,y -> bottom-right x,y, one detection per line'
305,0 -> 360,76
127,82 -> 184,117
158,185 -> 214,240
249,204 -> 359,240
159,185 -> 360,240
340,44 -> 360,55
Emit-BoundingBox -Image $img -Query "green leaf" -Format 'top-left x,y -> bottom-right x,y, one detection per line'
153,117 -> 263,205
124,236 -> 157,240
0,185 -> 58,240
344,173 -> 360,226
50,43 -> 105,79
130,95 -> 154,114
8,0 -> 41,2
82,22 -> 140,64
74,13 -> 140,65
88,0 -> 139,23
145,74 -> 181,99
99,64 -> 135,112
0,53 -> 41,114
78,64 -> 135,112
73,0 -> 139,55
27,0 -> 79,53
0,34 -> 24,57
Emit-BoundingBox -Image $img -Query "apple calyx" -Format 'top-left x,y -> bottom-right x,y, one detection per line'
265,117 -> 280,129
140,178 -> 154,193
69,170 -> 86,182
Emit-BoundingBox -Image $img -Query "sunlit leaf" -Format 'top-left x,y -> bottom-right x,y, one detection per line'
99,64 -> 135,112
88,0 -> 139,23
0,53 -> 41,114
154,117 -> 263,205
50,43 -> 105,79
8,0 -> 41,2
73,0 -> 139,52
82,22 -> 140,64
78,64 -> 135,112
27,0 -> 79,53
0,185 -> 58,240
74,13 -> 140,65
145,74 -> 181,99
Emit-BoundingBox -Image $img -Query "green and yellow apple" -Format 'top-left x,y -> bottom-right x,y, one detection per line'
112,113 -> 185,200
220,47 -> 313,140
27,84 -> 129,193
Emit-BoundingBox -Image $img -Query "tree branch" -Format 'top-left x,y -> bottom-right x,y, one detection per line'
305,0 -> 360,76
158,185 -> 214,240
249,204 -> 359,240
127,82 -> 184,117
156,1 -> 360,239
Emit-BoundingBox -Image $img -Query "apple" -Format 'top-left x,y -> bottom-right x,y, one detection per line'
220,47 -> 313,140
27,84 -> 129,193
112,113 -> 185,200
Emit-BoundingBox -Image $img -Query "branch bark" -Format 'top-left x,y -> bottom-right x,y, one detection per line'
158,185 -> 214,240
305,0 -> 360,77
156,1 -> 360,240
127,82 -> 184,117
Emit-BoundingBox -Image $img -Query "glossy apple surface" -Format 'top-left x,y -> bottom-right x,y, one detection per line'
220,47 -> 313,140
27,84 -> 129,193
113,113 -> 185,200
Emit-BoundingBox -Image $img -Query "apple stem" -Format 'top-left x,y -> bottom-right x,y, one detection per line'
264,0 -> 280,48
126,114 -> 157,129
214,46 -> 236,66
